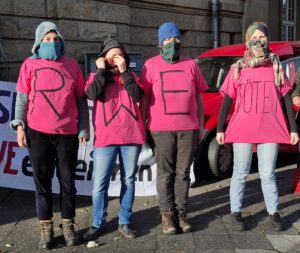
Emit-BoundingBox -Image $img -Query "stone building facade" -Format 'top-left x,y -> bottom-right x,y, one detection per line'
0,0 -> 299,81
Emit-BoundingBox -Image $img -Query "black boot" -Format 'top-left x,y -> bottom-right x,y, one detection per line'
264,212 -> 282,231
230,212 -> 245,231
83,226 -> 104,241
118,224 -> 137,239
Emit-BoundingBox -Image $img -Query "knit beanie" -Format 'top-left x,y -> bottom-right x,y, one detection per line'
98,36 -> 130,69
158,22 -> 181,47
32,21 -> 64,54
245,22 -> 269,41
98,37 -> 123,57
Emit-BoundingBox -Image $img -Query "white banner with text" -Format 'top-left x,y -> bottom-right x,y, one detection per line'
0,81 -> 195,196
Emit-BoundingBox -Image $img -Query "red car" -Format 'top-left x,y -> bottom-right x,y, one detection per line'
194,41 -> 300,179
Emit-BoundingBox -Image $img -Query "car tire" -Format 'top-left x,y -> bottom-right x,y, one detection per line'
208,138 -> 233,178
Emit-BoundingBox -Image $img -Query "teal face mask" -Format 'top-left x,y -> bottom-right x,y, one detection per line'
160,41 -> 181,63
38,42 -> 62,60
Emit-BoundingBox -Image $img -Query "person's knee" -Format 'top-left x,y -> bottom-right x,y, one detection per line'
120,175 -> 135,186
232,170 -> 249,180
259,171 -> 276,181
92,180 -> 108,194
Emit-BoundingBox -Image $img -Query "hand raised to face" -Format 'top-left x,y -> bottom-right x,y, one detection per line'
112,55 -> 126,73
95,57 -> 106,69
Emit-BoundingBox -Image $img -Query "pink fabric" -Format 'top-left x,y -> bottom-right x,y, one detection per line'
139,55 -> 208,131
85,72 -> 146,147
220,65 -> 291,143
17,56 -> 85,134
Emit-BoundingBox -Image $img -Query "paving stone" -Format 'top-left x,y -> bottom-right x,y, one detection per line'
117,234 -> 156,251
235,250 -> 277,253
287,244 -> 300,253
157,233 -> 195,250
156,250 -> 195,253
3,224 -> 40,252
229,232 -> 273,250
193,234 -> 233,251
1,164 -> 300,252
292,223 -> 300,233
79,230 -> 118,252
0,223 -> 15,244
191,214 -> 228,234
197,250 -> 234,253
115,250 -> 155,253
266,235 -> 300,253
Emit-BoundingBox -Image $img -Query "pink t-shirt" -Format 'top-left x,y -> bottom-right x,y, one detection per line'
85,72 -> 146,147
220,65 -> 291,144
139,55 -> 208,131
16,56 -> 85,134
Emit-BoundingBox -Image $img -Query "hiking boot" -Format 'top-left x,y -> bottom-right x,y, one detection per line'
83,226 -> 103,241
161,211 -> 177,235
230,212 -> 245,231
118,224 -> 137,239
39,222 -> 54,250
60,219 -> 78,246
178,211 -> 192,233
265,212 -> 282,231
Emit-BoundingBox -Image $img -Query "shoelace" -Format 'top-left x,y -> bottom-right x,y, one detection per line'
41,224 -> 53,240
59,222 -> 76,237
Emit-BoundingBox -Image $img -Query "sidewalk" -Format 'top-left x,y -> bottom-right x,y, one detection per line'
0,163 -> 300,253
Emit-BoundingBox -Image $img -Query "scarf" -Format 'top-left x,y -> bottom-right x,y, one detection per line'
234,39 -> 284,86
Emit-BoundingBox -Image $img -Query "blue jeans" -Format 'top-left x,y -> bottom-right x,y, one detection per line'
230,143 -> 279,215
92,145 -> 141,228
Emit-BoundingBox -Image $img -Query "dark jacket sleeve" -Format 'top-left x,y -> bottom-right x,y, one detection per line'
85,69 -> 107,101
76,96 -> 90,141
283,92 -> 297,132
217,94 -> 233,132
292,67 -> 300,98
120,70 -> 144,102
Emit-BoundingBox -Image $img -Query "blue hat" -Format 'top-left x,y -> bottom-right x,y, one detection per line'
32,21 -> 64,54
158,22 -> 181,47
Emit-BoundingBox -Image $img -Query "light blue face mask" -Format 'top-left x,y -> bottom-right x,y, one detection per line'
37,42 -> 62,60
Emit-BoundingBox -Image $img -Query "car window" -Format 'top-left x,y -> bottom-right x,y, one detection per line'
282,57 -> 300,85
196,57 -> 241,92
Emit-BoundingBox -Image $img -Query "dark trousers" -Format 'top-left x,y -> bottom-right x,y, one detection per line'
151,130 -> 198,212
27,128 -> 79,220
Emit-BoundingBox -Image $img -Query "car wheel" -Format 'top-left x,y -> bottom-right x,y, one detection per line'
208,138 -> 233,178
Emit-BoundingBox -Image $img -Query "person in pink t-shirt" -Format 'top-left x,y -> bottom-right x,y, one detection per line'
10,21 -> 89,249
83,37 -> 145,241
139,22 -> 208,235
216,22 -> 299,232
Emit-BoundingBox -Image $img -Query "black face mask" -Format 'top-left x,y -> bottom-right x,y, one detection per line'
160,41 -> 181,63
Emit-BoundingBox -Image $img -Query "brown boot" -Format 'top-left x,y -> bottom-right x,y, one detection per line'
61,219 -> 78,246
178,211 -> 192,233
39,222 -> 54,250
161,211 -> 177,235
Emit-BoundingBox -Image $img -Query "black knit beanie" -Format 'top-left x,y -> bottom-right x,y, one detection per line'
98,37 -> 130,69
98,37 -> 123,57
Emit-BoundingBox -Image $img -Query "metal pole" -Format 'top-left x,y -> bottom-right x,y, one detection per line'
212,0 -> 219,48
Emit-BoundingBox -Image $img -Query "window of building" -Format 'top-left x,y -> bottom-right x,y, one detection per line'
282,0 -> 296,41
